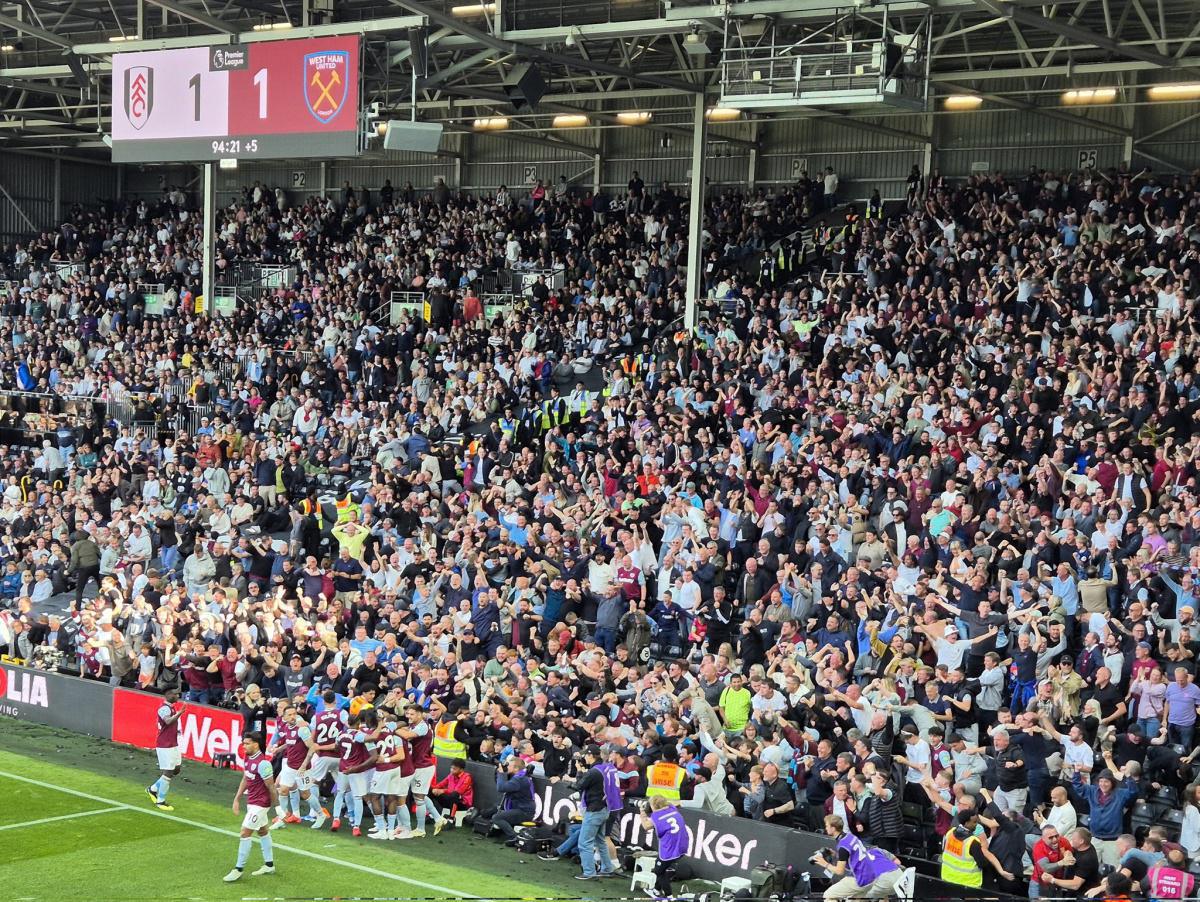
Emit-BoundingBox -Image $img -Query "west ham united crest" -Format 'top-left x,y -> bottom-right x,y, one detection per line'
304,51 -> 349,124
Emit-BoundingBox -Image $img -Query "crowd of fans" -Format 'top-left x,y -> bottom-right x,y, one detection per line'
2,158 -> 1200,899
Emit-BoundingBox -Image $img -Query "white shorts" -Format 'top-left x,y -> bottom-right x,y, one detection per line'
307,756 -> 339,783
343,770 -> 374,798
156,747 -> 182,770
411,765 -> 435,796
370,769 -> 401,796
389,772 -> 414,800
242,805 -> 270,831
278,763 -> 311,791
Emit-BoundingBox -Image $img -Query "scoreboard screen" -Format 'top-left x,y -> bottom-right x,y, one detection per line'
111,37 -> 361,163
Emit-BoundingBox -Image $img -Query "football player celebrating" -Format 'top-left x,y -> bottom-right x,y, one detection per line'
224,733 -> 278,882
146,688 -> 185,811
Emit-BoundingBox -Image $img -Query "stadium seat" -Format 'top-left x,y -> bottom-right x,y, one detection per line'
900,802 -> 925,824
1131,801 -> 1156,833
1155,785 -> 1179,806
1161,809 -> 1184,840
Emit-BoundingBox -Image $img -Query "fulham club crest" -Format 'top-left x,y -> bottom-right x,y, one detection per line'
124,66 -> 154,130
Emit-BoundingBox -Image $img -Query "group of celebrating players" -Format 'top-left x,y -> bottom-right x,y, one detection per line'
149,688 -> 456,882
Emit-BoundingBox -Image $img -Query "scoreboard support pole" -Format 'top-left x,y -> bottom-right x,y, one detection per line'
201,162 -> 215,315
683,91 -> 706,331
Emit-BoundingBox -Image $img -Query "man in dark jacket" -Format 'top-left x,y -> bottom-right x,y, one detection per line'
493,756 -> 536,842
68,531 -> 101,605
570,744 -> 617,879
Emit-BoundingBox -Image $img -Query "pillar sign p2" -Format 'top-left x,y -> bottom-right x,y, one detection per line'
110,36 -> 361,163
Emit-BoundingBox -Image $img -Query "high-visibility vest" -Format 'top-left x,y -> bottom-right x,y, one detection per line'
645,762 -> 685,800
499,418 -> 517,439
300,498 -> 324,526
940,832 -> 983,888
433,719 -> 466,760
335,495 -> 360,524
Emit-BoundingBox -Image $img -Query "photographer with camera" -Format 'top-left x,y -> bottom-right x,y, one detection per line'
639,795 -> 688,899
493,755 -> 536,844
569,744 -> 617,880
813,814 -> 903,901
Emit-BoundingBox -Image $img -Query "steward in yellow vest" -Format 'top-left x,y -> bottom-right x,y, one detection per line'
940,811 -> 1008,888
645,748 -> 687,800
433,715 -> 467,760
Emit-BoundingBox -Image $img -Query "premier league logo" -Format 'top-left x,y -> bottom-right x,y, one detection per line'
304,51 -> 349,124
123,66 -> 154,130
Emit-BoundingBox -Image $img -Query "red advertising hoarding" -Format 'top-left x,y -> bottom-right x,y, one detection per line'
111,688 -> 275,768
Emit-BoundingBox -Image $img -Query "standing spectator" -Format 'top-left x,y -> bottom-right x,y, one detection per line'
823,166 -> 840,209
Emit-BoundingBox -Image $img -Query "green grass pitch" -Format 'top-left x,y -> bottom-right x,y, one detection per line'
0,720 -> 608,901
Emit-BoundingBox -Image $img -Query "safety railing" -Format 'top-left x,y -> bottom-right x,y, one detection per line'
211,286 -> 238,317
389,290 -> 426,325
479,292 -> 520,321
721,36 -> 924,105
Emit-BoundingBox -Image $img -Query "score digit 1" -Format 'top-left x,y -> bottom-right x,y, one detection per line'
253,68 -> 268,119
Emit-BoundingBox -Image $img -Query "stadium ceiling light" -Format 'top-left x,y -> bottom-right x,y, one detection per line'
616,111 -> 653,125
473,116 -> 509,130
251,21 -> 293,31
552,114 -> 589,128
0,44 -> 12,52
944,94 -> 983,110
705,106 -> 742,121
108,34 -> 140,42
1147,83 -> 1200,101
452,3 -> 497,16
1062,88 -> 1116,105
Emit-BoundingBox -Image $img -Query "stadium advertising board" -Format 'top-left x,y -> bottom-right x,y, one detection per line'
13,679 -> 990,900
111,688 -> 276,766
447,759 -> 813,880
0,662 -> 113,737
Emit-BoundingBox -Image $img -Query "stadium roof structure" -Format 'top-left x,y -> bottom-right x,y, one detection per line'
0,0 -> 1199,168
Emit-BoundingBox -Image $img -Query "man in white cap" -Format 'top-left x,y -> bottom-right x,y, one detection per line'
921,614 -> 997,671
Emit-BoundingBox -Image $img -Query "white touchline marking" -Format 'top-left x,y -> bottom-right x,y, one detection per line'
0,770 -> 476,897
0,806 -> 125,832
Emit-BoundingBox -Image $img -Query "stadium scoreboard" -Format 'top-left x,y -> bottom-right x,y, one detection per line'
110,37 -> 361,163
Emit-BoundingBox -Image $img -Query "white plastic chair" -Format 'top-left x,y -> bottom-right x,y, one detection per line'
630,853 -> 658,894
894,867 -> 917,902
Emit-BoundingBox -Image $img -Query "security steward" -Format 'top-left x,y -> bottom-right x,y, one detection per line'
940,810 -> 1015,888
644,746 -> 687,800
432,708 -> 468,762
